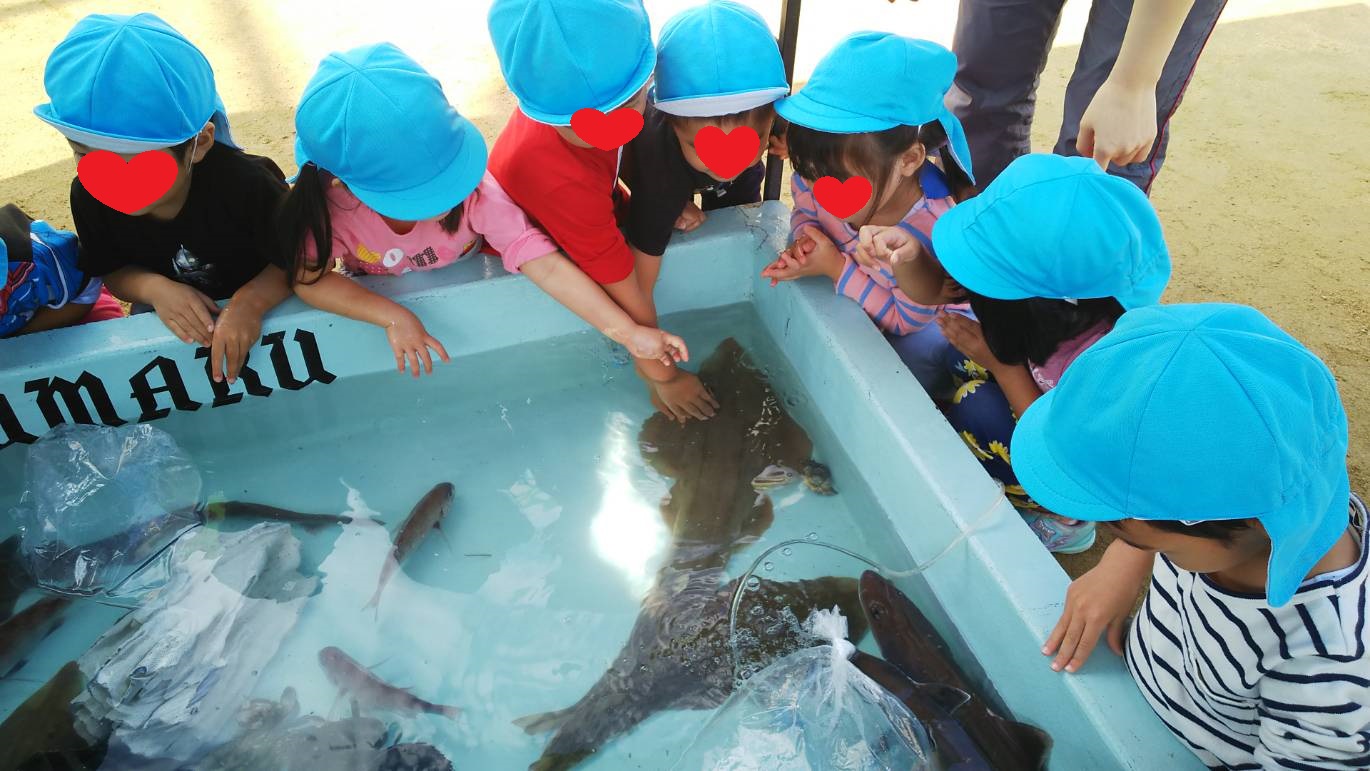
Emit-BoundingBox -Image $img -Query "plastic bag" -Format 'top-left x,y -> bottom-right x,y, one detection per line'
675,607 -> 936,771
14,423 -> 202,595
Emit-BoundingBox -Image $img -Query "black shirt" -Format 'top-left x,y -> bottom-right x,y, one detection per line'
70,143 -> 287,300
622,105 -> 764,258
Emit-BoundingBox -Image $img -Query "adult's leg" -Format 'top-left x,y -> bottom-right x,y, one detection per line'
1054,0 -> 1228,192
948,0 -> 1069,187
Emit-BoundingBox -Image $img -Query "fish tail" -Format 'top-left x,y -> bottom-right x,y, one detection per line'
439,704 -> 463,720
513,706 -> 576,735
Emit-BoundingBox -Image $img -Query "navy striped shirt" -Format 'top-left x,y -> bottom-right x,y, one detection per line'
1126,495 -> 1370,769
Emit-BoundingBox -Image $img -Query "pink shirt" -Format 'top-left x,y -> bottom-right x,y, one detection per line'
1029,321 -> 1114,391
790,165 -> 967,336
306,172 -> 559,276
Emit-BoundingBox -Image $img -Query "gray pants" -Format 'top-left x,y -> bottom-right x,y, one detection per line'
948,0 -> 1227,193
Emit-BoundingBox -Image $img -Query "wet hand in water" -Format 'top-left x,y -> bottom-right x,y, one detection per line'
653,370 -> 720,423
151,280 -> 219,347
1043,541 -> 1153,672
386,311 -> 450,378
625,324 -> 689,367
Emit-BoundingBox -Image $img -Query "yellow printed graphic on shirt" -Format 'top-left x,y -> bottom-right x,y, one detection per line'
355,244 -> 383,264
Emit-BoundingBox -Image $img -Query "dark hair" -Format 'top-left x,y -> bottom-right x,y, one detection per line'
966,294 -> 1124,366
665,103 -> 777,132
1109,518 -> 1258,544
786,120 -> 977,213
278,162 -> 464,286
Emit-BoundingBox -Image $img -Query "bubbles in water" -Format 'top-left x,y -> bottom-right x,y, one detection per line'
749,605 -> 764,617
781,547 -> 793,557
745,576 -> 761,591
806,532 -> 818,540
763,561 -> 774,571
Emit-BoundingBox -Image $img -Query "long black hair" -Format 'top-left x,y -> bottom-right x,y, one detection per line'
786,120 -> 977,212
277,162 -> 465,286
967,294 -> 1125,367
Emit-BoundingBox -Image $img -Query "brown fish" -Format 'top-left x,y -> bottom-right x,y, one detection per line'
365,483 -> 456,610
318,646 -> 461,720
0,595 -> 72,678
0,661 -> 100,771
517,339 -> 845,771
859,570 -> 1052,770
200,501 -> 360,532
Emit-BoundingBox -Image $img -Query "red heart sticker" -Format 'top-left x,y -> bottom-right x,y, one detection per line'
812,176 -> 873,220
77,150 -> 178,214
571,108 -> 644,151
694,126 -> 760,179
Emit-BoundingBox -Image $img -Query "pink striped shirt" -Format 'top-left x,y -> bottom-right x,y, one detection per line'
790,165 -> 963,335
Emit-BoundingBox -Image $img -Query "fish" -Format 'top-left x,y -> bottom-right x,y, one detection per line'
200,501 -> 360,532
859,570 -> 1053,770
851,650 -> 992,769
0,595 -> 72,678
318,645 -> 462,720
195,707 -> 390,771
517,338 -> 854,771
1,534 -> 29,623
365,483 -> 456,610
237,686 -> 300,732
0,661 -> 102,771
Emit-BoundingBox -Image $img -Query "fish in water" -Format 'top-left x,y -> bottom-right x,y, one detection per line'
851,649 -> 992,769
0,595 -> 72,678
859,570 -> 1052,770
200,501 -> 360,532
0,661 -> 103,771
319,646 -> 462,720
237,686 -> 301,732
516,338 -> 855,771
366,483 -> 456,610
1,535 -> 29,623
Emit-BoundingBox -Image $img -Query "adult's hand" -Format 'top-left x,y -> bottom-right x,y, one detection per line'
1077,78 -> 1158,169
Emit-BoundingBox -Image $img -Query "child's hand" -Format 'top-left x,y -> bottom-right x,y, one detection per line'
674,201 -> 706,233
761,225 -> 843,286
652,370 -> 719,423
149,279 -> 219,346
767,132 -> 789,161
856,225 -> 916,271
208,300 -> 263,384
624,324 -> 689,366
936,312 -> 1002,371
1043,540 -> 1154,673
386,311 -> 450,377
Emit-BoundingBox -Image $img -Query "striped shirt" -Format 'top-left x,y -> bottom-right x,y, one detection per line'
789,165 -> 965,335
1126,494 -> 1370,769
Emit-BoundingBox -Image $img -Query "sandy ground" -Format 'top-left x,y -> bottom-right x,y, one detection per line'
1,0 -> 1366,578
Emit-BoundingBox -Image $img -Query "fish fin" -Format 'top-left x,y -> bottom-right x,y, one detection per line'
741,495 -> 775,540
913,682 -> 971,714
513,706 -> 576,735
988,715 -> 1053,768
439,704 -> 463,720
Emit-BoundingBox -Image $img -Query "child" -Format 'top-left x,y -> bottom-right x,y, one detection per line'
621,0 -> 788,290
1,204 -> 124,337
862,154 -> 1170,553
1018,303 -> 1368,768
763,33 -> 977,397
280,43 -> 686,378
487,0 -> 718,424
34,13 -> 291,385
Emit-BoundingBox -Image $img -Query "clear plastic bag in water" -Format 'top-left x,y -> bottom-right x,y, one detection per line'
674,607 -> 936,771
13,423 -> 202,596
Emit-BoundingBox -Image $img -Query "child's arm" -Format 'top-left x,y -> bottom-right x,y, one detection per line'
1041,539 -> 1154,673
103,265 -> 218,347
520,252 -> 686,366
936,312 -> 1045,417
292,267 -> 448,378
208,264 -> 292,384
16,302 -> 94,334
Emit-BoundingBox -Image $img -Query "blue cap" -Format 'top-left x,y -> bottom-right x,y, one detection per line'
293,44 -> 487,222
34,13 -> 238,153
776,32 -> 972,182
653,2 -> 788,118
1013,304 -> 1351,607
489,0 -> 655,126
931,154 -> 1169,309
